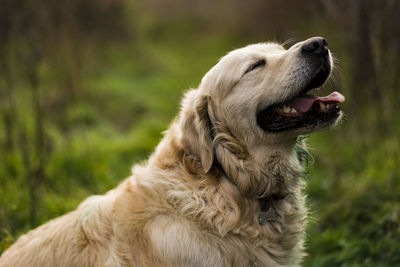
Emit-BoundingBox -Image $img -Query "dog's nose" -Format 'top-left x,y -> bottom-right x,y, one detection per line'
301,37 -> 328,55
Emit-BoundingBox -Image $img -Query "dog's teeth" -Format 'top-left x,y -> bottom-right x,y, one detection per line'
319,102 -> 326,111
282,105 -> 290,113
281,105 -> 298,114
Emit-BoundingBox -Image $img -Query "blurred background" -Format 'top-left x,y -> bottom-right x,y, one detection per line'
0,0 -> 399,265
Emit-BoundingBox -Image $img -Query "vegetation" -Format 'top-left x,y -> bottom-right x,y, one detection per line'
0,0 -> 399,265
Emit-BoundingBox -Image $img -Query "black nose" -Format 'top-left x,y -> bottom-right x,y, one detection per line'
302,37 -> 328,55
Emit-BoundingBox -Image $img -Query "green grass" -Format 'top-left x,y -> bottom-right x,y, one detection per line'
304,130 -> 400,266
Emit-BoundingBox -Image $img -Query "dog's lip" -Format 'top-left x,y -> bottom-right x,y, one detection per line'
256,90 -> 345,132
273,59 -> 344,116
282,91 -> 345,114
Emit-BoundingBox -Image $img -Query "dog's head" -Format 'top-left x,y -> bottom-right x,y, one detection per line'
179,37 -> 344,193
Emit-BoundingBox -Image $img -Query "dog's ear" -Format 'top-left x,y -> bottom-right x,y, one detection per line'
181,90 -> 214,174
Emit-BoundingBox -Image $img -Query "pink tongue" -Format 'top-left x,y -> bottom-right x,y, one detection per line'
286,91 -> 345,113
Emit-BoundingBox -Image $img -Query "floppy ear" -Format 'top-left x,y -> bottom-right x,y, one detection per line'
181,90 -> 214,174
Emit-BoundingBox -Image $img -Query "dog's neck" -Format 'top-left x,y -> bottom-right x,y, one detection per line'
150,127 -> 306,236
210,135 -> 305,226
214,140 -> 302,195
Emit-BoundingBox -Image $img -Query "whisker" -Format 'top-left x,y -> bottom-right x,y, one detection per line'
281,38 -> 296,48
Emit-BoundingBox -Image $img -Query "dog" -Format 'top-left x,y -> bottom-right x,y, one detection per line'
0,37 -> 344,267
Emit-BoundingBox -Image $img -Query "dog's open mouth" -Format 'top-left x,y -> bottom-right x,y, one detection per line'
257,69 -> 345,132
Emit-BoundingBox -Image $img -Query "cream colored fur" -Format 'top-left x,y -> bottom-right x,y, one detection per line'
0,40 -> 337,266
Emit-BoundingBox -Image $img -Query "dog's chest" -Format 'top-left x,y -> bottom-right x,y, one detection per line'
147,196 -> 304,267
219,195 -> 306,266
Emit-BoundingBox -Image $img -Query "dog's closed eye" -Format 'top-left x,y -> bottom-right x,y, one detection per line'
245,59 -> 266,74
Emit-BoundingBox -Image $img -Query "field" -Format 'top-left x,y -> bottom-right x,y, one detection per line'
1,1 -> 399,265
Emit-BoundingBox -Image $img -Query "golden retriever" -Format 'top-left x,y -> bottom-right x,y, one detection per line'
0,37 -> 345,267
